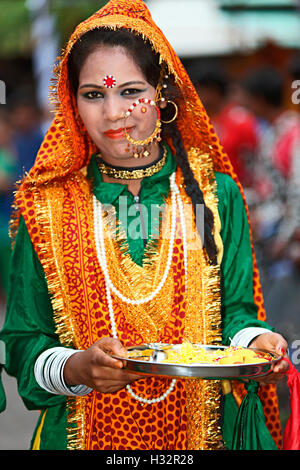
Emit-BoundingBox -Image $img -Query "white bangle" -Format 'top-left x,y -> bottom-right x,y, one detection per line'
230,327 -> 272,348
34,347 -> 92,396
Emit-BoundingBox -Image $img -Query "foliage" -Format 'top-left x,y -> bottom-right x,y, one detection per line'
0,0 -> 108,58
0,1 -> 31,57
52,0 -> 107,46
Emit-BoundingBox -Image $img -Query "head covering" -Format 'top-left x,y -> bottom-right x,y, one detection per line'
12,0 -> 282,448
13,0 -> 265,316
19,1 -> 234,182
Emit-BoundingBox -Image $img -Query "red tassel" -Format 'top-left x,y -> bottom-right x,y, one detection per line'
283,358 -> 300,450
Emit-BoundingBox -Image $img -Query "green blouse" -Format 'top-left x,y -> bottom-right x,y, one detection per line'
0,147 -> 272,449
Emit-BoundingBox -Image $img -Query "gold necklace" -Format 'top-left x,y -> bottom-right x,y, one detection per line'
97,145 -> 167,180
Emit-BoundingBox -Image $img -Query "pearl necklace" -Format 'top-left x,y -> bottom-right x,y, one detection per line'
93,172 -> 187,404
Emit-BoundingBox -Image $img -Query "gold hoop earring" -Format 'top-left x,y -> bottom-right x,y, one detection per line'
160,100 -> 178,124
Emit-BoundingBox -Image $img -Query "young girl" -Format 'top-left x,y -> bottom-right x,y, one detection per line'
0,0 -> 288,450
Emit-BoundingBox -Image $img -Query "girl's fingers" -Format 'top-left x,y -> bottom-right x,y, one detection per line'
94,337 -> 127,369
96,337 -> 127,356
274,342 -> 288,356
273,356 -> 290,374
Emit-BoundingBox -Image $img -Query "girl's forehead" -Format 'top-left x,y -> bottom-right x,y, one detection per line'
78,46 -> 145,82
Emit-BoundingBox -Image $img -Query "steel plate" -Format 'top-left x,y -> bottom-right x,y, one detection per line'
111,343 -> 281,379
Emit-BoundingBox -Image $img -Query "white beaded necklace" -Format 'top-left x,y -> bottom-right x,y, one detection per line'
93,172 -> 187,404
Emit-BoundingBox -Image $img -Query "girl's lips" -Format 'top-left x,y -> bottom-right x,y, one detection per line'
104,127 -> 133,140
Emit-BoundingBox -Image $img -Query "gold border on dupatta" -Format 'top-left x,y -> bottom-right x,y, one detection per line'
33,175 -> 89,450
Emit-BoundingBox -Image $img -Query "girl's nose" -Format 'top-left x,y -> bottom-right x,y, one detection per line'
103,95 -> 124,122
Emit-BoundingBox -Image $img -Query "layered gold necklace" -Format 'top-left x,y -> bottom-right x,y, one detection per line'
96,145 -> 167,180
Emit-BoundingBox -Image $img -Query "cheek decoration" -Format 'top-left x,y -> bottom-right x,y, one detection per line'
103,75 -> 116,88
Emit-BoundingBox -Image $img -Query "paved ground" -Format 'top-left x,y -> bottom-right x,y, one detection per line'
0,305 -> 39,450
0,370 -> 39,450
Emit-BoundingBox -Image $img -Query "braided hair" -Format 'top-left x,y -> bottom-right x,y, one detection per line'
68,28 -> 218,264
165,121 -> 217,264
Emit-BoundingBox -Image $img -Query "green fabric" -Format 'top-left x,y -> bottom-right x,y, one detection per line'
0,214 -> 66,411
217,172 -> 274,344
222,390 -> 239,449
231,381 -> 278,450
0,242 -> 12,295
38,404 -> 68,450
88,147 -> 177,266
0,147 -> 273,449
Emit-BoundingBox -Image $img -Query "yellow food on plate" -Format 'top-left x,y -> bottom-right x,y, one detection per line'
159,343 -> 273,365
127,349 -> 153,358
126,343 -> 274,365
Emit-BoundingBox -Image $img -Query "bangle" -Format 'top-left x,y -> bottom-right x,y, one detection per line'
34,347 -> 92,396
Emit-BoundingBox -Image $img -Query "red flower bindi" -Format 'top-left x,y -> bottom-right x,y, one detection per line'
103,75 -> 116,88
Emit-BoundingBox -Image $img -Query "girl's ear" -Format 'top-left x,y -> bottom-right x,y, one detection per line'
158,99 -> 167,109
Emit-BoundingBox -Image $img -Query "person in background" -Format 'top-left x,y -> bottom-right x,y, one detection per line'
287,53 -> 300,269
242,67 -> 300,278
8,87 -> 44,181
189,63 -> 258,191
0,110 -> 17,297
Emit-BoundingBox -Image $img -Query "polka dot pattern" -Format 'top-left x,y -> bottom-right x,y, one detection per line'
81,196 -> 188,449
16,166 -> 283,450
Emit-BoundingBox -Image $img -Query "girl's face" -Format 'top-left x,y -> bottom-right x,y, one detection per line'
77,45 -> 160,166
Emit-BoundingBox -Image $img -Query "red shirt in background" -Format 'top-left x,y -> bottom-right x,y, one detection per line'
213,103 -> 258,187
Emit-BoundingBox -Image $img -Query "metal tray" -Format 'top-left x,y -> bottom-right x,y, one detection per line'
112,343 -> 281,379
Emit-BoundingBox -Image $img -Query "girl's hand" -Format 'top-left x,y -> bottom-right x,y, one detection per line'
64,337 -> 140,393
249,332 -> 289,384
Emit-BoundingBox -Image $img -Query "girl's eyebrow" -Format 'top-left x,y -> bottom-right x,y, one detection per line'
119,80 -> 147,88
79,80 -> 147,90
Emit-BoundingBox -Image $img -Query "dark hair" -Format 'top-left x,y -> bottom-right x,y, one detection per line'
289,53 -> 300,80
68,28 -> 218,264
242,67 -> 284,108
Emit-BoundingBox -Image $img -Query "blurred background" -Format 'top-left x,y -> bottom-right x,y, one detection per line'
0,0 -> 299,449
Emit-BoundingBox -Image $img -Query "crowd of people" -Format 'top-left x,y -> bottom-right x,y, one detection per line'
0,89 -> 45,298
189,57 -> 300,324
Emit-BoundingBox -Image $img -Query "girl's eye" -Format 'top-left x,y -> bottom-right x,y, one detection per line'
83,91 -> 103,100
121,88 -> 145,96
